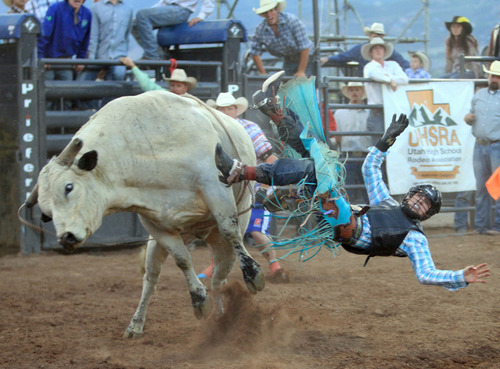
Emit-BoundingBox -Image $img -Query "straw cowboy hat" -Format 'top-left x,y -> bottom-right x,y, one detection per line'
483,60 -> 500,76
162,69 -> 197,91
445,16 -> 473,35
363,22 -> 386,37
340,82 -> 367,100
253,0 -> 286,15
2,0 -> 13,6
360,37 -> 394,61
408,51 -> 431,72
206,92 -> 249,115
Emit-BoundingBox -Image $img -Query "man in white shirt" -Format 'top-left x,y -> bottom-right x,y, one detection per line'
362,37 -> 409,145
134,0 -> 215,60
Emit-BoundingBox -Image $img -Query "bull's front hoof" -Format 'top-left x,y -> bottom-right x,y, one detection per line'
244,268 -> 265,294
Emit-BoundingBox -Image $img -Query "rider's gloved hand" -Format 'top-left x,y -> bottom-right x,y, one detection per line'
375,113 -> 409,152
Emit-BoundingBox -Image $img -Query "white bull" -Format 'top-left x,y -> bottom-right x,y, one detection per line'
26,90 -> 264,338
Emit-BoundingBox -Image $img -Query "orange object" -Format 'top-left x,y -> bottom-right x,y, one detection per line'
486,167 -> 500,200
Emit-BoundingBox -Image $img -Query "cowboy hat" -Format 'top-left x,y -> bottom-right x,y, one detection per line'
483,60 -> 500,76
253,0 -> 286,15
340,82 -> 367,100
206,92 -> 249,116
408,51 -> 431,72
360,37 -> 394,61
162,69 -> 197,91
363,22 -> 386,37
445,16 -> 472,35
2,0 -> 13,6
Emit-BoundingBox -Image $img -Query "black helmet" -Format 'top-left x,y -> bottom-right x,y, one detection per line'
401,184 -> 442,221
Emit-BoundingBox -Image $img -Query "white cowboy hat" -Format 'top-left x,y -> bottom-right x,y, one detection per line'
363,22 -> 386,36
206,92 -> 249,116
340,82 -> 367,100
253,0 -> 286,15
360,37 -> 394,61
483,60 -> 500,76
162,69 -> 197,91
408,51 -> 431,72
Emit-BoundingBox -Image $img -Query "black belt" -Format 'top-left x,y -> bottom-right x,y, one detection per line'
477,138 -> 500,146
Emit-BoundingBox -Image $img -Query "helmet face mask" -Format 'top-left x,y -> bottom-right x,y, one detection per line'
401,184 -> 442,221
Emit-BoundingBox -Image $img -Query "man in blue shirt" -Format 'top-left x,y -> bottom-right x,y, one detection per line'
215,72 -> 490,291
38,0 -> 92,109
321,22 -> 410,77
250,0 -> 314,78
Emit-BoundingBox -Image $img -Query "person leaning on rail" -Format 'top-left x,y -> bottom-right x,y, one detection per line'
120,56 -> 197,95
213,71 -> 490,291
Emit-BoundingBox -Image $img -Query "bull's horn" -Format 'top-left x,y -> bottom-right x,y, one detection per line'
56,138 -> 83,167
25,183 -> 39,208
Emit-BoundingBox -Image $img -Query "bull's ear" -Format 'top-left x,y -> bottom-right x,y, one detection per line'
77,150 -> 98,171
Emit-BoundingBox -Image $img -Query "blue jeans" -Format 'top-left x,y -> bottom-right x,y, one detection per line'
282,58 -> 314,77
134,5 -> 192,59
473,141 -> 500,232
454,191 -> 473,231
45,68 -> 74,110
258,158 -> 317,195
76,65 -> 127,110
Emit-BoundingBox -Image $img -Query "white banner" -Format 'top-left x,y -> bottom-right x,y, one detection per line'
382,81 -> 475,194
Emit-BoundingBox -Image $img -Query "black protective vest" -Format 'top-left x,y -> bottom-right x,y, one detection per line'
342,204 -> 424,263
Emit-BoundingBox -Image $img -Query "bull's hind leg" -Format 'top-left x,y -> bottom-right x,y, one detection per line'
140,219 -> 212,321
204,189 -> 265,296
124,237 -> 167,338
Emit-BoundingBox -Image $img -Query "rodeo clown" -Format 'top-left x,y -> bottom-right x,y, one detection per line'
215,71 -> 490,290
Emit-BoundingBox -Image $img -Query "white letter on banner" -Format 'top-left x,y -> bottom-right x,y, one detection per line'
23,133 -> 34,142
228,84 -> 239,94
25,115 -> 31,127
24,99 -> 32,108
25,147 -> 32,159
22,83 -> 34,95
25,178 -> 33,187
24,163 -> 35,173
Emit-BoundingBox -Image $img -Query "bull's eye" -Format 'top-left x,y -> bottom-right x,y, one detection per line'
65,183 -> 74,196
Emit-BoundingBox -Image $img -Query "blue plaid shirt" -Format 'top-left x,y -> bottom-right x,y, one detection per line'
249,12 -> 314,58
352,146 -> 467,291
405,67 -> 431,79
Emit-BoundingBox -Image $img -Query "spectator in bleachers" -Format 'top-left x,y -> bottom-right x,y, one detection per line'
333,82 -> 370,203
38,0 -> 92,110
405,51 -> 431,79
442,16 -> 481,79
321,22 -> 410,77
134,0 -> 215,61
4,0 -> 29,13
120,56 -> 197,95
83,0 -> 132,81
26,0 -> 61,21
75,0 -> 133,110
249,0 -> 314,78
362,37 -> 409,146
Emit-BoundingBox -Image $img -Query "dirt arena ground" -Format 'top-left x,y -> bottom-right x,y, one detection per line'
0,227 -> 499,369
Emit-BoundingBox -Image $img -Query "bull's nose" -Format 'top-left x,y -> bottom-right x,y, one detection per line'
59,232 -> 79,251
